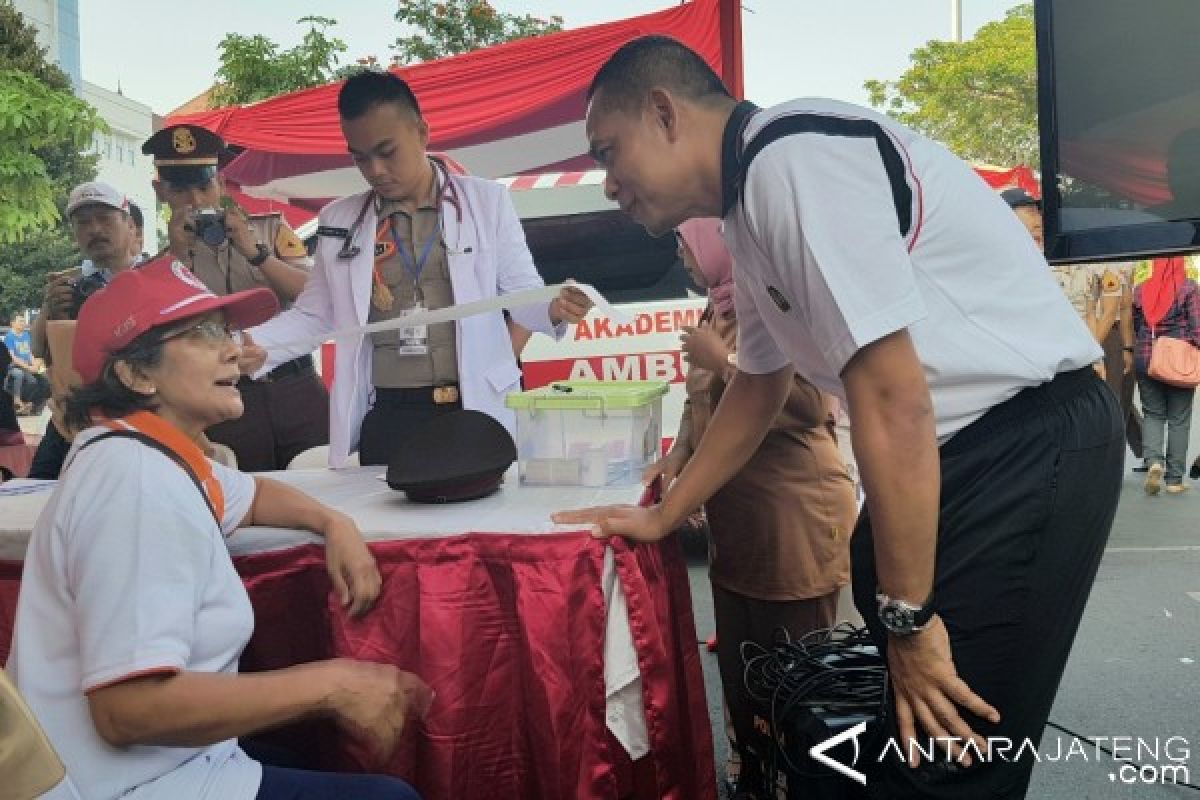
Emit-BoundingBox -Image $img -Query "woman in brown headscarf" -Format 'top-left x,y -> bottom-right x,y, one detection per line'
645,218 -> 857,799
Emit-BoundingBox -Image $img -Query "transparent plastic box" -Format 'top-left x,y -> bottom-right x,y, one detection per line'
505,380 -> 668,486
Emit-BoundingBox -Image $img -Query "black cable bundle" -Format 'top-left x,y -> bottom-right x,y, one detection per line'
741,623 -> 887,797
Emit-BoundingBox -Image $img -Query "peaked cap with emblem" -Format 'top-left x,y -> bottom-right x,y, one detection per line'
143,124 -> 227,187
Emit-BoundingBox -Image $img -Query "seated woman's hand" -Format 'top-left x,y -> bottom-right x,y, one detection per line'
323,513 -> 382,616
325,659 -> 434,765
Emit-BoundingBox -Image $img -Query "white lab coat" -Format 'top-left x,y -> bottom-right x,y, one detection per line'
249,173 -> 563,467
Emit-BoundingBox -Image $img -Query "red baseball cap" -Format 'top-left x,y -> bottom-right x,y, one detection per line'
73,254 -> 279,384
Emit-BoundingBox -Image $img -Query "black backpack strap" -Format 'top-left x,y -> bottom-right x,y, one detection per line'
76,430 -> 220,526
735,113 -> 914,239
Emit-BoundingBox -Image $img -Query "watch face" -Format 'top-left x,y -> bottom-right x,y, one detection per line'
881,604 -> 915,634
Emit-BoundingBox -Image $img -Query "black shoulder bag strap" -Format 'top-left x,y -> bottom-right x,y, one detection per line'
75,430 -> 220,526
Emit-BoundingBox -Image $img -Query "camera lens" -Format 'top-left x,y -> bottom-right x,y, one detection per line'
200,219 -> 227,247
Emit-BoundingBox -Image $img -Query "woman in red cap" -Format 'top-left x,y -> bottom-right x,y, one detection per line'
8,256 -> 428,800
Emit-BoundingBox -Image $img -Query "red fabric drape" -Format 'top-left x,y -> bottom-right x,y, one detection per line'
168,0 -> 725,156
225,187 -> 315,230
973,164 -> 1041,198
0,531 -> 716,800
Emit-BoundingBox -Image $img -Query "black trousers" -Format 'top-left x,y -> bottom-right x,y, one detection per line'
28,418 -> 71,480
358,389 -> 463,467
852,369 -> 1123,799
207,365 -> 330,472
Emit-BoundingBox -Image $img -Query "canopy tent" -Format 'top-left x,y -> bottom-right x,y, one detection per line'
167,0 -> 740,207
972,164 -> 1040,198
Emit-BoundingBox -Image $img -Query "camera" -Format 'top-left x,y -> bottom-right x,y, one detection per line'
190,208 -> 228,247
68,271 -> 110,317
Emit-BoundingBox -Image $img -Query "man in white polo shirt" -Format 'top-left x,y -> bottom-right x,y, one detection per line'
557,37 -> 1122,799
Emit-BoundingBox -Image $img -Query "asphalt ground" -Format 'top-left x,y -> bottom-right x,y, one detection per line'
687,422 -> 1200,800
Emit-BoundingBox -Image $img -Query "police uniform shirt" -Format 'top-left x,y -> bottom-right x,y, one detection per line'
1050,264 -> 1101,321
723,98 -> 1102,442
368,195 -> 460,389
186,213 -> 311,306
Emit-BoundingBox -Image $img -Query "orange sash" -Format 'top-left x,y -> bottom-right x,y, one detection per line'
99,411 -> 225,524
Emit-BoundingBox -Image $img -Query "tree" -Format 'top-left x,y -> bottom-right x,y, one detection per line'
391,1 -> 563,64
864,4 -> 1037,167
0,2 -> 100,314
0,3 -> 101,243
210,16 -> 348,107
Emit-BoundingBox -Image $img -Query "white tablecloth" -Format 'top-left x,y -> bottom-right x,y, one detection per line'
0,466 -> 651,759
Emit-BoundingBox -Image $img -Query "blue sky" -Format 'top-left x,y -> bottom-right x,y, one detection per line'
80,0 -> 1025,115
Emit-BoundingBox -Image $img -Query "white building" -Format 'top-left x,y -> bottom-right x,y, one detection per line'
13,0 -> 161,244
83,82 -> 159,246
11,0 -> 81,91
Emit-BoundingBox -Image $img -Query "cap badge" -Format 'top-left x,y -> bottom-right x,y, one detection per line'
173,128 -> 197,155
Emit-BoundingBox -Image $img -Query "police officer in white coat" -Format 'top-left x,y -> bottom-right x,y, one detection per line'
244,71 -> 592,467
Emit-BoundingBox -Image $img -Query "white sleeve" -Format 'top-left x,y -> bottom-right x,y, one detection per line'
248,234 -> 337,374
733,264 -> 790,374
491,187 -> 563,338
63,442 -> 213,691
211,460 -> 256,535
741,134 -> 928,376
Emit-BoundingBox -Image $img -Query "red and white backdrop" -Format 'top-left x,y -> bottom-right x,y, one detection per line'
168,0 -> 742,209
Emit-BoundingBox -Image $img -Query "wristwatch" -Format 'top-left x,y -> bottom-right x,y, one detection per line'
876,590 -> 935,636
246,242 -> 270,267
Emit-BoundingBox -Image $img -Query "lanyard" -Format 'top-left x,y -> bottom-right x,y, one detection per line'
389,211 -> 442,288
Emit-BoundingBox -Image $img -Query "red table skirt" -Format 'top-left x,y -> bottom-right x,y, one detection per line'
0,531 -> 715,800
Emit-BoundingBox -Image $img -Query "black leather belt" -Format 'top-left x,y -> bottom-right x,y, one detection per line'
241,355 -> 314,385
375,384 -> 461,405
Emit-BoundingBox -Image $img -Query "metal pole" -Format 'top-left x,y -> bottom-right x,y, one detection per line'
951,0 -> 963,42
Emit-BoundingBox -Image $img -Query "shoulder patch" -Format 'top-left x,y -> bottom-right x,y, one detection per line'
275,224 -> 308,258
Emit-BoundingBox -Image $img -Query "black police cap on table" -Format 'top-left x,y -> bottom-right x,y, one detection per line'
143,124 -> 226,187
386,410 -> 517,503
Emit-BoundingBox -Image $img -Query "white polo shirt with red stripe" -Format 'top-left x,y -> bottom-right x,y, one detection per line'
724,98 -> 1102,441
8,429 -> 261,799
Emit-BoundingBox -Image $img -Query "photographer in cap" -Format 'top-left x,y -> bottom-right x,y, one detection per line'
143,124 -> 330,471
27,181 -> 139,479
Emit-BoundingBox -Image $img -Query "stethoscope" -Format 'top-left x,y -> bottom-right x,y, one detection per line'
337,157 -> 467,260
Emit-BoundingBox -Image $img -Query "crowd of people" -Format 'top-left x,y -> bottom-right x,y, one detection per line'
2,32 -> 1198,800
1005,189 -> 1200,493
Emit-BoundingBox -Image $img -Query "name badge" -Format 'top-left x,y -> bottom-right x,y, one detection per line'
317,226 -> 349,239
397,304 -> 429,356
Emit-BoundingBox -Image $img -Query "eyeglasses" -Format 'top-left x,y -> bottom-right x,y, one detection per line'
161,318 -> 241,346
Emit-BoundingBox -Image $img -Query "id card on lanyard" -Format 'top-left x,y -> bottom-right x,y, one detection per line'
392,215 -> 441,356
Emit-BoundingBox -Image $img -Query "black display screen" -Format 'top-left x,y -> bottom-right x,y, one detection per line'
1037,0 -> 1200,262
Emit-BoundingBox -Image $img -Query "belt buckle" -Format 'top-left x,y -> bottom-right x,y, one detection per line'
433,385 -> 459,404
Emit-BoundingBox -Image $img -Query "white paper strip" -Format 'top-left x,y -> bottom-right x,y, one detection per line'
270,282 -> 629,352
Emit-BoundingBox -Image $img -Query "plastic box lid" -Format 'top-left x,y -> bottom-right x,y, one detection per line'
506,380 -> 669,411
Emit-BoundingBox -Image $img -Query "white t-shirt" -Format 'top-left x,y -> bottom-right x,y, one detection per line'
7,428 -> 262,800
725,98 -> 1102,441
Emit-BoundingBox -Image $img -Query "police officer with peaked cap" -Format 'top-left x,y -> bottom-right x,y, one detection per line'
142,123 -> 330,471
